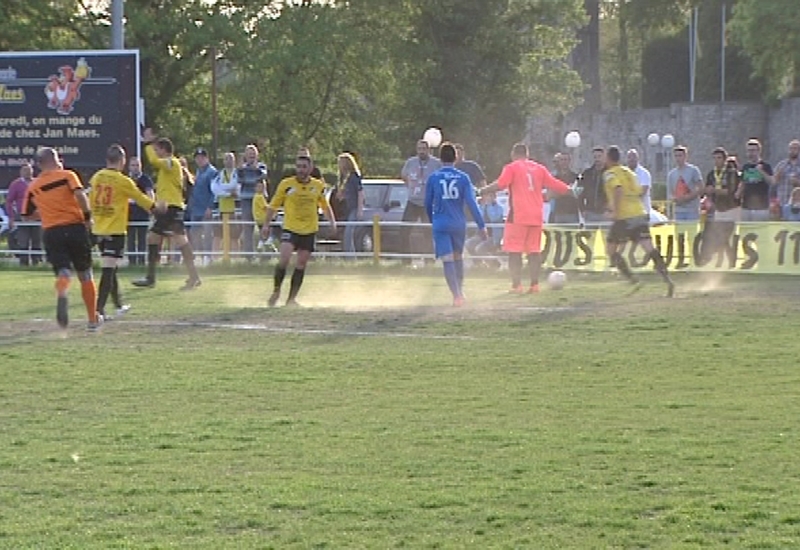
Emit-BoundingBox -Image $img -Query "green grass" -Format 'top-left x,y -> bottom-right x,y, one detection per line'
1,264 -> 799,549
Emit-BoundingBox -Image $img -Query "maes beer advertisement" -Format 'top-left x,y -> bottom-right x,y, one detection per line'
0,50 -> 141,186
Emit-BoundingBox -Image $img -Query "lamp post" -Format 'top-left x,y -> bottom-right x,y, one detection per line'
661,134 -> 675,177
647,132 -> 660,174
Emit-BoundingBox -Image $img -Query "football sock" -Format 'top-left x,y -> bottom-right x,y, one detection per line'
611,252 -> 637,283
146,243 -> 159,281
55,274 -> 70,296
454,259 -> 464,288
81,279 -> 98,323
649,249 -> 672,283
288,268 -> 306,301
111,268 -> 123,308
274,265 -> 287,292
180,244 -> 199,280
97,267 -> 114,314
509,253 -> 523,287
443,261 -> 460,298
528,253 -> 542,286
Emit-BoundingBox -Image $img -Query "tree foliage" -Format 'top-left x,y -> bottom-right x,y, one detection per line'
599,0 -> 693,109
2,0 -> 587,176
693,0 -> 765,102
641,35 -> 690,108
729,0 -> 800,99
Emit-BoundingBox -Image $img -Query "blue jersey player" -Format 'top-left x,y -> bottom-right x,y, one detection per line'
425,142 -> 487,306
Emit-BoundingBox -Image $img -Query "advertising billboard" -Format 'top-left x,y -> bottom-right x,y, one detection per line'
0,50 -> 141,187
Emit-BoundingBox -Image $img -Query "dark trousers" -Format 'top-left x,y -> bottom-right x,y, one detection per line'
240,198 -> 255,255
400,202 -> 430,262
700,220 -> 736,265
13,223 -> 42,266
127,221 -> 148,265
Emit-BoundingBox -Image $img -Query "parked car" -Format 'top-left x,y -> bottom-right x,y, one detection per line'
327,178 -> 432,254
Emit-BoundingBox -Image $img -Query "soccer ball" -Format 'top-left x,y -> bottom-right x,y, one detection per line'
547,270 -> 566,290
423,127 -> 443,148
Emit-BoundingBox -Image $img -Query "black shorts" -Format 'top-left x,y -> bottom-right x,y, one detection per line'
151,206 -> 186,237
95,234 -> 126,258
607,216 -> 651,244
281,230 -> 315,252
43,223 -> 93,275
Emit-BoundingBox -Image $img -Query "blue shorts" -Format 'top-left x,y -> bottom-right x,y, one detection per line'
432,227 -> 466,258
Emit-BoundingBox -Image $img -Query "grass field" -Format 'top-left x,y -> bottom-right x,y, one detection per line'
1,263 -> 799,549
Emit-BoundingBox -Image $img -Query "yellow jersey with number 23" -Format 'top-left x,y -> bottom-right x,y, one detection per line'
89,168 -> 155,235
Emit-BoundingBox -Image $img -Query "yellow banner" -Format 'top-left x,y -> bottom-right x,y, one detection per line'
541,223 -> 800,274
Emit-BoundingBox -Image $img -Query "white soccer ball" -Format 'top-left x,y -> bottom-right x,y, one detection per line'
547,270 -> 567,290
423,127 -> 443,148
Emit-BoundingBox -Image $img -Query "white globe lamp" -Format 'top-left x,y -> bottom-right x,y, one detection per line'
647,133 -> 660,147
661,134 -> 675,149
423,127 -> 443,149
564,131 -> 581,149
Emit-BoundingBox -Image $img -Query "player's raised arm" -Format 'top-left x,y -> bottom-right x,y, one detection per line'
123,176 -> 163,213
542,168 -> 572,195
143,143 -> 167,172
463,176 -> 488,239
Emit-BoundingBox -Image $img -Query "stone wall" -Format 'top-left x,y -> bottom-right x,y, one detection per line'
529,98 -> 800,179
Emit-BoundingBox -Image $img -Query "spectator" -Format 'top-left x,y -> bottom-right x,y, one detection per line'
701,150 -> 740,263
338,152 -> 364,258
551,152 -> 580,224
454,143 -> 487,188
465,188 -> 504,267
739,138 -> 774,222
236,144 -> 268,256
127,156 -> 154,265
0,199 -> 9,242
400,139 -> 442,263
772,139 -> 800,217
6,162 -> 41,266
212,152 -> 242,256
626,148 -> 652,215
704,148 -> 741,222
783,188 -> 800,221
189,148 -> 218,264
667,145 -> 704,222
252,181 -> 269,251
578,146 -> 607,224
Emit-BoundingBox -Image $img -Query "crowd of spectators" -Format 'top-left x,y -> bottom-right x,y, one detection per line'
2,136 -> 800,267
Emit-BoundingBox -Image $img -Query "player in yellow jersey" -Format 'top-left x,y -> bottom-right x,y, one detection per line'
132,128 -> 201,290
90,144 -> 167,319
262,152 -> 336,307
604,145 -> 674,297
252,181 -> 269,250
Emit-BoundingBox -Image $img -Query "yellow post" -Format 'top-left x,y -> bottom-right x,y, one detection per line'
372,214 -> 381,265
222,212 -> 231,264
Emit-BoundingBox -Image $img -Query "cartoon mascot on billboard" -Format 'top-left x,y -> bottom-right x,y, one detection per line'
44,57 -> 91,115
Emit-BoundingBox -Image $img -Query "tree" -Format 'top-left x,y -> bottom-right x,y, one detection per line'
394,0 -> 587,174
693,0 -> 765,102
729,0 -> 800,99
0,0 -> 105,51
641,35 -> 690,107
215,0 -> 411,178
599,0 -> 693,110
